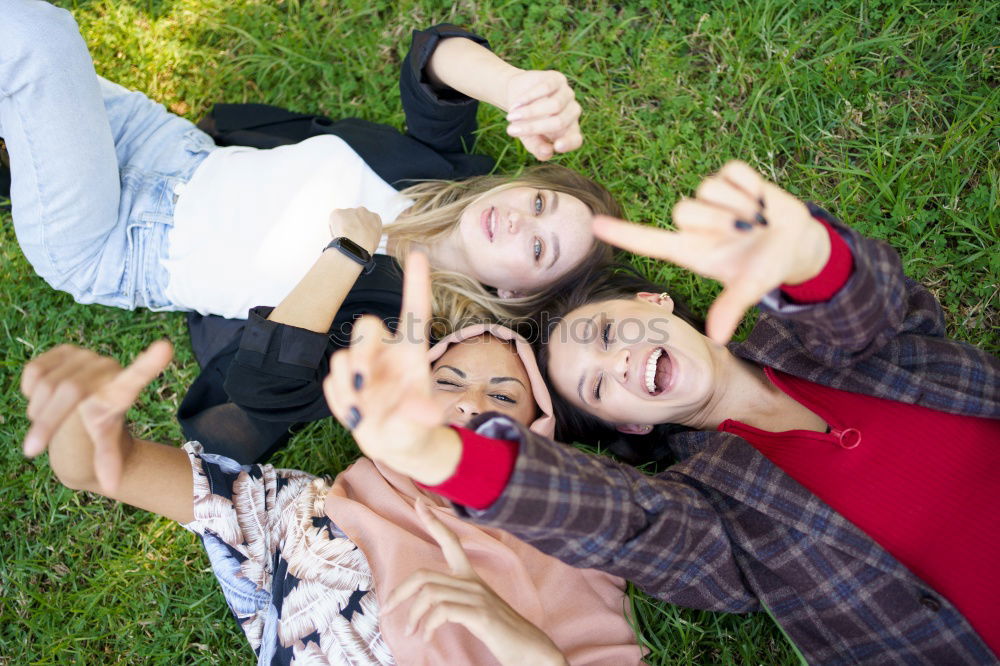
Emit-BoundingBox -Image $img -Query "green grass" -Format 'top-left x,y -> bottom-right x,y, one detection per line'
1,0 -> 997,663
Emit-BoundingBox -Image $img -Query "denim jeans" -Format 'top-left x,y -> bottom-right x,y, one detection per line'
0,0 -> 214,310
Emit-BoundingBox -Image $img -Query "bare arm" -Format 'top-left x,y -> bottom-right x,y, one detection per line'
21,342 -> 194,524
424,37 -> 521,111
425,36 -> 583,160
266,207 -> 381,332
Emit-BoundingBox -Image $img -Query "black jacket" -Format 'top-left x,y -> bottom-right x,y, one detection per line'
178,25 -> 495,462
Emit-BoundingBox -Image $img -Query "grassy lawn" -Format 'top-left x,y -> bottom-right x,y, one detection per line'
1,0 -> 996,663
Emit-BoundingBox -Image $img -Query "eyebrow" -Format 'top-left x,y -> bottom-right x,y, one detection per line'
547,233 -> 560,270
437,365 -> 466,378
576,314 -> 598,404
490,376 -> 527,389
546,192 -> 561,270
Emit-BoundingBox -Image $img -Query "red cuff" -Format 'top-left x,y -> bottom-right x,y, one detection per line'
417,426 -> 518,509
780,217 -> 854,303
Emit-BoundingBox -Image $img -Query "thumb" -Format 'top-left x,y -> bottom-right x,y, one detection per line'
705,282 -> 765,344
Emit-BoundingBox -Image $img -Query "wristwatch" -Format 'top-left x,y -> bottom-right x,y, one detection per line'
325,237 -> 377,274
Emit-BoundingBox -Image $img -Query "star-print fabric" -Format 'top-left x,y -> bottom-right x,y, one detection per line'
181,442 -> 395,665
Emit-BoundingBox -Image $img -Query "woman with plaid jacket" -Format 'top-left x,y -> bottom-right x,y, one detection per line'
329,162 -> 1000,664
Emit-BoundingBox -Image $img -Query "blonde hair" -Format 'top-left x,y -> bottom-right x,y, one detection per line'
391,164 -> 621,337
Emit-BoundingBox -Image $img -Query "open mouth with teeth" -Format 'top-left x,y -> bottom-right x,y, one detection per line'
644,347 -> 673,395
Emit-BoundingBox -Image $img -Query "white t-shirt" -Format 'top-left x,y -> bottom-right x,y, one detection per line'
163,135 -> 412,319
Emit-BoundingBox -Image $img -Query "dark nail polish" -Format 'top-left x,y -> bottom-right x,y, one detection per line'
754,212 -> 769,226
353,372 -> 363,390
734,219 -> 754,231
758,196 -> 766,209
347,406 -> 362,430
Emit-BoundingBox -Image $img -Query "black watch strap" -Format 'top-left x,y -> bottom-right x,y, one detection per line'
325,237 -> 377,275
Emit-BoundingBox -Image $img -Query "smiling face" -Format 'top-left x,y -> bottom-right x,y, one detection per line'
457,186 -> 595,295
546,294 -> 719,431
430,334 -> 537,427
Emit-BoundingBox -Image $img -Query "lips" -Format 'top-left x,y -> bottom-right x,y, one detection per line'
480,207 -> 496,243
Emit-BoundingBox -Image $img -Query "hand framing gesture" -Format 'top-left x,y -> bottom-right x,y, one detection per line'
323,253 -> 460,485
382,500 -> 568,666
593,161 -> 832,344
21,341 -> 174,493
505,70 -> 583,161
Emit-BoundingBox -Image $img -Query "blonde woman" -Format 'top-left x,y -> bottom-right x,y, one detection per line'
3,2 -> 622,460
2,3 -> 617,319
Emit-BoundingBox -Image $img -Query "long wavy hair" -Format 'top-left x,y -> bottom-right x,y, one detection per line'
533,263 -> 706,467
391,164 -> 621,337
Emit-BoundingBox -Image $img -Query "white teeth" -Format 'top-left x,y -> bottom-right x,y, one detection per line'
489,209 -> 497,239
645,348 -> 663,394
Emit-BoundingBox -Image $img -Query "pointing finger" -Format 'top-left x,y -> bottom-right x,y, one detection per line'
400,252 -> 432,350
592,215 -> 699,266
96,340 -> 173,410
415,498 -> 474,577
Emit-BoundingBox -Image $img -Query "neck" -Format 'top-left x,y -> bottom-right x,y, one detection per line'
684,349 -> 781,431
387,221 -> 467,275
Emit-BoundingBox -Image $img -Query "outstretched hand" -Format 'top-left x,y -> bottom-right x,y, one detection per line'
593,161 -> 831,344
21,340 -> 174,493
505,70 -> 582,161
382,500 -> 568,666
323,253 -> 459,485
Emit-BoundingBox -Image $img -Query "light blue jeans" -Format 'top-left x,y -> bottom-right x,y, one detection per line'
0,0 -> 214,310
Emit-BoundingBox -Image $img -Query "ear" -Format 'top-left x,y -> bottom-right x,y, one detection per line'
497,288 -> 522,300
636,291 -> 674,312
616,423 -> 654,435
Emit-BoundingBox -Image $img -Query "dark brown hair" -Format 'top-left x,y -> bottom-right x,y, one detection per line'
533,263 -> 705,466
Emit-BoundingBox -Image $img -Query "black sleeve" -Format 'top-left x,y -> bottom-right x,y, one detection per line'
223,307 -> 337,422
399,24 -> 492,155
223,258 -> 404,423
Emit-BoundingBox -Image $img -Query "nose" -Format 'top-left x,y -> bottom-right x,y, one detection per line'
453,398 -> 483,423
612,347 -> 629,384
506,209 -> 522,235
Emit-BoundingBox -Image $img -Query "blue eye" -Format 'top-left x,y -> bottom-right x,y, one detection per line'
533,238 -> 543,261
491,393 -> 516,404
534,193 -> 544,214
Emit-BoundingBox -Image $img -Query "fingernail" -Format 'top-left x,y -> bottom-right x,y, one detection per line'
347,406 -> 362,430
22,435 -> 38,456
507,126 -> 523,136
758,196 -> 766,209
734,219 -> 754,231
754,212 -> 769,226
353,372 -> 363,390
507,111 -> 522,121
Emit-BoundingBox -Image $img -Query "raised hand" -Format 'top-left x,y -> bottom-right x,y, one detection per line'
382,500 -> 568,666
505,69 -> 583,161
323,253 -> 459,485
21,340 -> 174,493
593,161 -> 831,344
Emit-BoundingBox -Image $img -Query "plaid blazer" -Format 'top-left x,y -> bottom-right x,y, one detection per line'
458,209 -> 1000,665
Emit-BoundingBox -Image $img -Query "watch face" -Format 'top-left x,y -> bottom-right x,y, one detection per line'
337,237 -> 371,261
